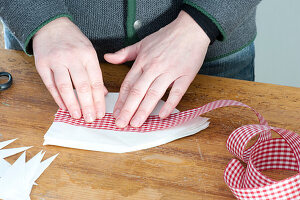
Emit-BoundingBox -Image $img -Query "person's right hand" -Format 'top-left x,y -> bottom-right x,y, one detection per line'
33,17 -> 106,122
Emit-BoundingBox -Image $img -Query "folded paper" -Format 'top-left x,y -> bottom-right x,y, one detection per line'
0,139 -> 58,200
44,92 -> 210,153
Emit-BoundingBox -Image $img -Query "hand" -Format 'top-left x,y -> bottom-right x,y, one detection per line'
33,17 -> 107,123
104,11 -> 210,128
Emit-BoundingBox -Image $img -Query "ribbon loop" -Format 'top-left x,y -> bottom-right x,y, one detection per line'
271,127 -> 300,172
225,159 -> 300,199
226,124 -> 271,163
225,125 -> 300,199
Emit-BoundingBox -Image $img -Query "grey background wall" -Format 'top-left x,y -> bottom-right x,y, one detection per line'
255,0 -> 300,87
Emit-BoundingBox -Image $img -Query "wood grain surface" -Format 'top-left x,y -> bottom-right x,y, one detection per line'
0,49 -> 299,200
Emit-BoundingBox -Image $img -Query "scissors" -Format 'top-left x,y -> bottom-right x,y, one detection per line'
0,72 -> 13,91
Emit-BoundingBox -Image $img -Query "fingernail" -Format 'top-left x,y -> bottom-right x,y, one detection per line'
116,118 -> 127,128
104,87 -> 108,95
85,113 -> 95,123
113,109 -> 120,118
97,111 -> 105,119
159,110 -> 168,119
72,110 -> 81,119
60,104 -> 67,110
131,117 -> 142,127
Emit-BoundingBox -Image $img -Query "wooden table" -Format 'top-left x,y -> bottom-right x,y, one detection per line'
0,49 -> 299,200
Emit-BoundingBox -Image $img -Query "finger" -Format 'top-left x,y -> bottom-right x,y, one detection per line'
115,69 -> 159,128
159,76 -> 193,119
85,58 -> 106,119
104,42 -> 141,64
130,73 -> 174,127
52,66 -> 81,119
113,61 -> 143,118
68,64 -> 96,123
36,66 -> 66,110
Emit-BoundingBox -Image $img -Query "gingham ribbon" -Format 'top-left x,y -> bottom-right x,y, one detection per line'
54,100 -> 300,199
55,100 -> 267,132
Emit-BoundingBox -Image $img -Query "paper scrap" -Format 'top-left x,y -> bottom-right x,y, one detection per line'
0,139 -> 58,200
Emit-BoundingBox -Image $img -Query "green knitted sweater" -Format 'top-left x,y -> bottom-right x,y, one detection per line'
0,0 -> 261,61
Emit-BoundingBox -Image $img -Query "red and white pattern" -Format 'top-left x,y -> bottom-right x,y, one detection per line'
55,100 -> 267,132
225,126 -> 300,199
54,100 -> 300,199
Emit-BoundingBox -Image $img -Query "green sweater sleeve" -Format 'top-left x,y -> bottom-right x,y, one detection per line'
0,0 -> 72,55
183,0 -> 262,41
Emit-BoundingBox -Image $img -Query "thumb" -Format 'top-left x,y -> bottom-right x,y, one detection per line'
104,42 -> 140,64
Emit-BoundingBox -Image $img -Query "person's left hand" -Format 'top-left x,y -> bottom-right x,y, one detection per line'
104,11 -> 210,128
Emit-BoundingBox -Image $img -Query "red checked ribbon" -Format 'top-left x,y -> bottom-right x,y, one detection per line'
55,100 -> 300,199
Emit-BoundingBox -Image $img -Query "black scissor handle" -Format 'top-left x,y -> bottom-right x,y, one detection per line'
0,72 -> 13,91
